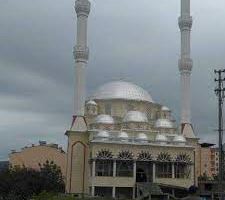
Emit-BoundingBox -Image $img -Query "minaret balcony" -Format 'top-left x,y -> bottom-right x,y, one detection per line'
73,45 -> 89,62
75,0 -> 91,17
178,16 -> 192,31
178,57 -> 193,72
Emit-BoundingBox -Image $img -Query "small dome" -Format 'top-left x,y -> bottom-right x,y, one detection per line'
86,100 -> 97,106
123,111 -> 148,123
173,135 -> 186,143
155,134 -> 168,143
161,106 -> 170,112
95,131 -> 110,141
95,114 -> 114,124
136,133 -> 148,143
118,132 -> 129,141
155,119 -> 174,129
90,81 -> 154,103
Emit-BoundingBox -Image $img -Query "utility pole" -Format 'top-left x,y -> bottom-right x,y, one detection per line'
214,69 -> 225,199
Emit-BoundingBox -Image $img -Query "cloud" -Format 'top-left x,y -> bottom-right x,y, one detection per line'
0,0 -> 224,159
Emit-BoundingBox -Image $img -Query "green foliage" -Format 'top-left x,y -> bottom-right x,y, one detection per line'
198,172 -> 210,181
39,160 -> 65,193
0,160 -> 65,200
32,191 -> 59,200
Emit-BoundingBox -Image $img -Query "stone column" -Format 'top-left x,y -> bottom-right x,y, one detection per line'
133,161 -> 136,199
91,186 -> 95,197
133,161 -> 136,180
91,160 -> 96,197
132,187 -> 136,199
92,160 -> 96,177
152,163 -> 156,182
112,187 -> 116,198
113,160 -> 116,177
172,163 -> 175,179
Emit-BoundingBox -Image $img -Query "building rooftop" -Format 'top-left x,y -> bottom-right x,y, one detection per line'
90,81 -> 154,103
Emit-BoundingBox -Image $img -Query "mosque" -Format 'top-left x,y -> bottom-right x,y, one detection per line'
65,0 -> 199,198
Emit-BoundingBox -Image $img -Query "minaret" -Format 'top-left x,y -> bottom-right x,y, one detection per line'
178,0 -> 195,138
74,0 -> 90,119
69,0 -> 90,131
65,0 -> 90,194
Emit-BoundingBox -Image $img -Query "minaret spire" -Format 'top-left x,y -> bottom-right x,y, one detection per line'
69,0 -> 90,131
178,0 -> 195,137
74,0 -> 90,117
65,0 -> 91,194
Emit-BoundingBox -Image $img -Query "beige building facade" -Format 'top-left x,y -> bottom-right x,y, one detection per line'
196,143 -> 219,179
65,0 -> 199,198
65,81 -> 199,198
9,141 -> 67,177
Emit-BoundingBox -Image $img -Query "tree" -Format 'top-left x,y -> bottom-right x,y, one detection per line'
0,161 -> 65,200
39,160 -> 65,193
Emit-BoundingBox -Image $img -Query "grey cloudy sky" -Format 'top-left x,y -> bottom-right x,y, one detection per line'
0,0 -> 225,160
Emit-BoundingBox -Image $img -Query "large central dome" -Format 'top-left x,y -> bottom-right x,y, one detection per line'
90,81 -> 154,103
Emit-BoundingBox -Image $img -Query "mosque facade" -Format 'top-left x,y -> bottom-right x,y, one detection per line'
65,0 -> 199,198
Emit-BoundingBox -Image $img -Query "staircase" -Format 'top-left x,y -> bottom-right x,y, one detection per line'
136,183 -> 178,200
136,182 -> 162,199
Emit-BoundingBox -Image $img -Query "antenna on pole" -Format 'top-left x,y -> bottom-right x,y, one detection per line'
214,69 -> 225,199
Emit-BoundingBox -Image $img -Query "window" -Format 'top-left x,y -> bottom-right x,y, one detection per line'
95,187 -> 112,197
156,162 -> 172,178
116,160 -> 133,177
174,163 -> 190,178
95,149 -> 114,177
116,150 -> 134,177
96,160 -> 113,176
156,152 -> 172,178
174,154 -> 191,179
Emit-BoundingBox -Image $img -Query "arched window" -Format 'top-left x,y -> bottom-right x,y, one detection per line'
96,149 -> 113,159
137,151 -> 152,161
174,154 -> 191,178
95,149 -> 113,177
116,150 -> 133,177
176,154 -> 191,163
156,152 -> 172,178
117,150 -> 133,160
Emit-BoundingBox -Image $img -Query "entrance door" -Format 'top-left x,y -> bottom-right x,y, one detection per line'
136,168 -> 147,182
136,162 -> 153,183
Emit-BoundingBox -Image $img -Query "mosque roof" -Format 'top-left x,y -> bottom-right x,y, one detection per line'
155,134 -> 168,142
86,100 -> 97,106
136,133 -> 148,142
123,111 -> 148,123
161,106 -> 170,112
155,119 -> 174,129
90,81 -> 154,103
118,132 -> 129,139
95,114 -> 114,124
173,135 -> 186,143
96,130 -> 110,139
